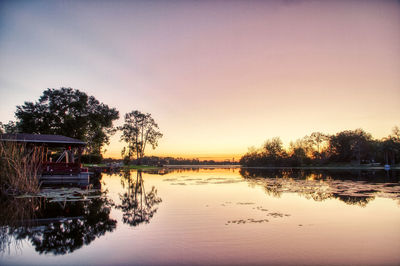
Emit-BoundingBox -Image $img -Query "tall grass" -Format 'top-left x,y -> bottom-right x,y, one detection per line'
0,141 -> 44,196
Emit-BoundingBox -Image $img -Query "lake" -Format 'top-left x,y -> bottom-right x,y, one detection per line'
1,167 -> 399,265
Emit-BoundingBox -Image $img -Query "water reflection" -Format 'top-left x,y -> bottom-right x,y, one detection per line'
1,168 -> 399,265
0,197 -> 43,254
0,189 -> 116,255
240,168 -> 400,207
116,170 -> 162,227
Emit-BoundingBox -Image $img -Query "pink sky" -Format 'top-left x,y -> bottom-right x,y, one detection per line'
0,0 -> 399,159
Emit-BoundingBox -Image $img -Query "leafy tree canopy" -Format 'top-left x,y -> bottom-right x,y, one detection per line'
14,87 -> 119,154
0,121 -> 18,134
328,129 -> 372,163
263,137 -> 286,158
119,110 -> 162,164
240,126 -> 400,167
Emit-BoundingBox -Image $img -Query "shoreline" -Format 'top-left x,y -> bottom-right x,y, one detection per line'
85,164 -> 400,171
164,165 -> 400,170
240,166 -> 400,170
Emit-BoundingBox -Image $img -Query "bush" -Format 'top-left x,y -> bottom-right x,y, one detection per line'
81,154 -> 103,164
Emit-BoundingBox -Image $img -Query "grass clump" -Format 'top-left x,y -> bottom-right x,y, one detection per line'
0,141 -> 44,196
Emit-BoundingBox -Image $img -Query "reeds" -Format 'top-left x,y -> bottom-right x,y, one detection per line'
0,141 -> 44,196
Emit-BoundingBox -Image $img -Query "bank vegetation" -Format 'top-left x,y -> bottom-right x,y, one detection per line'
240,127 -> 400,167
0,141 -> 43,196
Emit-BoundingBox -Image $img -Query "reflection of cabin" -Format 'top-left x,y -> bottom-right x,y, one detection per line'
0,133 -> 89,185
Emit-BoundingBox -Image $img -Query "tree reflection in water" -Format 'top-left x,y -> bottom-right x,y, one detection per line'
117,170 -> 162,227
240,168 -> 400,207
0,189 -> 116,255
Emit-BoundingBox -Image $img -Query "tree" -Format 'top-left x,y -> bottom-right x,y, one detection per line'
0,121 -> 18,134
263,137 -> 286,158
308,132 -> 328,154
381,126 -> 400,165
239,146 -> 262,166
119,110 -> 163,165
260,137 -> 288,166
328,129 -> 373,164
289,138 -> 311,166
390,126 -> 400,142
14,88 -> 119,154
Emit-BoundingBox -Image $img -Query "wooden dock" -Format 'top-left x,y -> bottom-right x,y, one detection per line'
39,172 -> 90,185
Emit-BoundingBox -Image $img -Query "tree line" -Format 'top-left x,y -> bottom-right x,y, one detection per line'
2,88 -> 398,167
240,128 -> 400,167
0,88 -> 162,165
104,156 -> 239,166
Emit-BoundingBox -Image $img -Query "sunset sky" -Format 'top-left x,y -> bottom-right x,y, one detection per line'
0,0 -> 399,160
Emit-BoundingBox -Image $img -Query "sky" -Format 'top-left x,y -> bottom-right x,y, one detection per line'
0,0 -> 399,160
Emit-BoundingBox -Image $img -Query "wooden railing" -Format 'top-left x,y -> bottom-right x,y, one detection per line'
41,162 -> 81,175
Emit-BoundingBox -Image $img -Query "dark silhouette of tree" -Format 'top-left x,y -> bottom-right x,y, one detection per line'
381,126 -> 400,165
239,127 -> 400,167
328,129 -> 373,164
1,193 -> 116,255
307,132 -> 329,160
116,170 -> 162,226
289,146 -> 309,166
240,138 -> 289,166
263,137 -> 286,159
0,121 -> 18,134
308,132 -> 329,154
240,146 -> 265,167
288,138 -> 312,166
14,87 -> 119,154
119,110 -> 162,165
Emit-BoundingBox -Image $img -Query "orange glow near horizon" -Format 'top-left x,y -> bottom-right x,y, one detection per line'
0,1 -> 399,159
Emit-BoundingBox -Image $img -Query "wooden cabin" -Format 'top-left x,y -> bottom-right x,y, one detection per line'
0,133 -> 90,185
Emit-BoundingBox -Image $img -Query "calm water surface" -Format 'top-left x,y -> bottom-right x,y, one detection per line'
1,168 -> 400,265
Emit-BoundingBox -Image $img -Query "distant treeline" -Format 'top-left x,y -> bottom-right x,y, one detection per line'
240,127 -> 400,167
103,156 -> 239,166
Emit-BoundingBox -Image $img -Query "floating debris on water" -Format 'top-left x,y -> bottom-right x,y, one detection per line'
226,218 -> 269,225
255,206 -> 269,212
268,212 -> 284,218
15,187 -> 103,203
163,178 -> 178,182
245,175 -> 400,206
